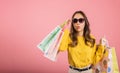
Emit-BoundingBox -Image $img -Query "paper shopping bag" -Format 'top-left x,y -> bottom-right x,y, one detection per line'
37,21 -> 67,53
104,47 -> 119,73
107,47 -> 113,73
93,47 -> 109,73
44,30 -> 64,61
37,20 -> 69,61
93,47 -> 119,73
110,47 -> 119,73
37,26 -> 61,53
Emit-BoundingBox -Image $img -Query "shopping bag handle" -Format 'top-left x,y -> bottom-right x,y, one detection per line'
60,19 -> 71,28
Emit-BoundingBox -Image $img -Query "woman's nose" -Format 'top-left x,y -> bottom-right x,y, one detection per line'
77,21 -> 80,25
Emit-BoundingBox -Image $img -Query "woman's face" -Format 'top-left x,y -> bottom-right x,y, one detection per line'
72,13 -> 85,32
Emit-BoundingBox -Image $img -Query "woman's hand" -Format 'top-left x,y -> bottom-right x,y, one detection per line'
99,37 -> 109,47
61,19 -> 71,31
60,19 -> 71,28
67,19 -> 71,25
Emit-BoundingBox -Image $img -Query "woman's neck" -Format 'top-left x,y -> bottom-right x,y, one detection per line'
78,30 -> 83,36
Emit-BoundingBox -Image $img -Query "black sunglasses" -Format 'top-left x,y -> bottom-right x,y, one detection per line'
72,18 -> 85,23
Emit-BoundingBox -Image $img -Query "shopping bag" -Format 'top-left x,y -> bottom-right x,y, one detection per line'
110,48 -> 119,73
100,47 -> 109,73
93,47 -> 109,73
37,21 -> 67,53
37,20 -> 69,61
37,26 -> 61,53
93,47 -> 119,73
44,30 -> 64,61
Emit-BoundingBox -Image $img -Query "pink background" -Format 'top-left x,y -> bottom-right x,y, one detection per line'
0,0 -> 120,73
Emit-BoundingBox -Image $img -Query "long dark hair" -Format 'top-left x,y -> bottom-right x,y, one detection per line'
69,11 -> 95,47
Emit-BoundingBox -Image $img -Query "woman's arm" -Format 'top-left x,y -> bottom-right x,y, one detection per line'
93,37 -> 108,65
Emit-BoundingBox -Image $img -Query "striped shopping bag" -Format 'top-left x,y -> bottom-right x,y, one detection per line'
37,20 -> 69,61
44,29 -> 64,61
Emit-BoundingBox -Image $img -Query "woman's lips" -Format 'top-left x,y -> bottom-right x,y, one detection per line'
77,26 -> 80,29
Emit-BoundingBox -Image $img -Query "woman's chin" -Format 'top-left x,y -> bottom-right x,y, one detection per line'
76,29 -> 81,32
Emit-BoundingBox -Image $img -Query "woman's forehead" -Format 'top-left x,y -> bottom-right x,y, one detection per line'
73,13 -> 84,18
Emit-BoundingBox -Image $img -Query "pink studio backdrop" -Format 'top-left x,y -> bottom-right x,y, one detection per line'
0,0 -> 120,73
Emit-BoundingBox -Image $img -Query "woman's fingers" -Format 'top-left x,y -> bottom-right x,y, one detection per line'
100,37 -> 109,47
67,19 -> 71,25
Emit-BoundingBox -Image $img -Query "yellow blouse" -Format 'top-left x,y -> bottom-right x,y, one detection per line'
59,29 -> 106,68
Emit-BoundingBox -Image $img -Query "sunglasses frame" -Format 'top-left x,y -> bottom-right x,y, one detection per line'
72,18 -> 85,23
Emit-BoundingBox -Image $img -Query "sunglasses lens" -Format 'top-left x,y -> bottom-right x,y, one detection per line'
73,19 -> 78,23
79,18 -> 85,23
73,18 -> 85,23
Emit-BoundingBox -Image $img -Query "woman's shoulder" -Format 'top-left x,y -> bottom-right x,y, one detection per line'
63,29 -> 70,34
63,29 -> 71,41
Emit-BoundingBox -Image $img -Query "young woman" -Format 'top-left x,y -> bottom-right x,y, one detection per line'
58,11 -> 108,73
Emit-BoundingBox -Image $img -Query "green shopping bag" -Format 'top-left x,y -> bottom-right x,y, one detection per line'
44,29 -> 64,61
37,20 -> 70,61
37,21 -> 67,53
37,26 -> 61,53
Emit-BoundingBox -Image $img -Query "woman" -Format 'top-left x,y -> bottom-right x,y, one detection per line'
58,11 -> 108,73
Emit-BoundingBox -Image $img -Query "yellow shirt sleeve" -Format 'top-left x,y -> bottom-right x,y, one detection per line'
90,35 -> 106,65
93,44 -> 105,65
58,29 -> 69,52
103,48 -> 109,57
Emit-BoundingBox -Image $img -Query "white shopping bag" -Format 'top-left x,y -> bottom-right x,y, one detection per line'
44,30 -> 64,61
37,20 -> 69,61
